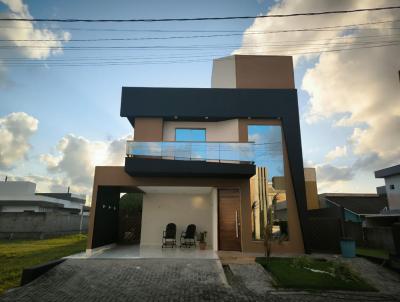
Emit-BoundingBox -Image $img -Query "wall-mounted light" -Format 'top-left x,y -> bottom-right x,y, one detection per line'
247,117 -> 252,120
173,115 -> 178,120
205,116 -> 209,120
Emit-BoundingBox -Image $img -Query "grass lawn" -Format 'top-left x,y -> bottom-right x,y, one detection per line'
356,247 -> 389,260
256,257 -> 376,291
0,234 -> 87,295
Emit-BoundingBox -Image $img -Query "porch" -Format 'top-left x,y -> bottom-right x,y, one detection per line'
68,244 -> 219,259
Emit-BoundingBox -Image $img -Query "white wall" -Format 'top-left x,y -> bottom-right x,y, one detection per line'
1,205 -> 39,212
211,56 -> 236,88
0,181 -> 36,196
163,119 -> 239,142
385,175 -> 400,210
140,192 -> 214,247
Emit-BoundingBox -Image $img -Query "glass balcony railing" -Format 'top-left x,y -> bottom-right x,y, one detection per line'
126,141 -> 255,163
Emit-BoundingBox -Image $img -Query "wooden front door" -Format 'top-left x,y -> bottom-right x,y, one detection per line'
218,189 -> 241,251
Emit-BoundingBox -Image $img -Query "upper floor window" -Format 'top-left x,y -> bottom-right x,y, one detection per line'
390,184 -> 395,190
175,128 -> 206,141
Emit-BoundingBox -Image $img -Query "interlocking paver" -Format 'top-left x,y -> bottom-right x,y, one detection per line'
1,259 -> 399,302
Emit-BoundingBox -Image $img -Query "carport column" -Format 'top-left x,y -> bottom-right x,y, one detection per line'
88,186 -> 120,250
211,188 -> 218,251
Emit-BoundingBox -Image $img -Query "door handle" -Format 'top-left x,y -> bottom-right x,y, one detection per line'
235,210 -> 239,238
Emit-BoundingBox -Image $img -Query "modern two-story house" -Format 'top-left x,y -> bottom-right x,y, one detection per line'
87,55 -> 316,254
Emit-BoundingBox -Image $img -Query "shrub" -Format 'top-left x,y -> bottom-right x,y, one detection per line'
291,256 -> 312,269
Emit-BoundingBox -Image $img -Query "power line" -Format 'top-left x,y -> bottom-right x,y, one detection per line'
1,37 -> 398,50
2,42 -> 399,67
2,29 -> 400,43
1,6 -> 400,23
1,19 -> 400,33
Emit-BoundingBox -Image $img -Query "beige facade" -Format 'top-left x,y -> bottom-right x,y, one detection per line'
163,119 -> 239,142
211,55 -> 295,89
88,166 -> 305,254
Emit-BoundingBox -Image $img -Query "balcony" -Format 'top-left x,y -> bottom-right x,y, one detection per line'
125,141 -> 256,178
126,141 -> 255,163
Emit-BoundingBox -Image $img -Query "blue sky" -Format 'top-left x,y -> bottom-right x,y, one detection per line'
1,0 -> 399,195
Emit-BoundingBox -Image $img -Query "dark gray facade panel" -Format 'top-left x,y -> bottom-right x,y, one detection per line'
125,157 -> 256,178
121,87 -> 298,122
120,87 -> 311,252
375,164 -> 400,178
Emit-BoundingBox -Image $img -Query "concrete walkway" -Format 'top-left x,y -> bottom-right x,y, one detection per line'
343,257 -> 400,295
68,244 -> 219,260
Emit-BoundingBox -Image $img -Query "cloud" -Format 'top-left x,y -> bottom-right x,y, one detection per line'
0,0 -> 70,84
0,112 -> 38,169
41,134 -> 131,193
237,0 -> 400,190
316,164 -> 354,182
315,163 -> 356,192
325,145 -> 347,161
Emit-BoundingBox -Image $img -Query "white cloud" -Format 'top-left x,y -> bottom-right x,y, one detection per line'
0,112 -> 38,169
41,134 -> 131,193
316,163 -> 354,182
315,163 -> 355,192
0,0 -> 70,84
325,145 -> 347,161
237,0 -> 400,190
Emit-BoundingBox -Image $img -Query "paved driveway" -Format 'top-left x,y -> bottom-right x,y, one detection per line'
0,259 -> 261,302
1,259 -> 398,302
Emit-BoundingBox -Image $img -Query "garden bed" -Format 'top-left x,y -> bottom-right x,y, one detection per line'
256,256 -> 376,291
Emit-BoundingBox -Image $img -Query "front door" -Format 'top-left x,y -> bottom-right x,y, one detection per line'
218,189 -> 241,251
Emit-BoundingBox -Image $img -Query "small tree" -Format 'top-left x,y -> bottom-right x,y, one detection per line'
264,207 -> 273,261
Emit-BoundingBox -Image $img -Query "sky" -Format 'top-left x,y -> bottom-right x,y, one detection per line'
0,0 -> 399,198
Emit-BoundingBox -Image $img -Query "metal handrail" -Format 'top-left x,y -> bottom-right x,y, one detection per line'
126,141 -> 255,164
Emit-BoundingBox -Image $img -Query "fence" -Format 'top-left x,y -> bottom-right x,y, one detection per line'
363,227 -> 396,253
307,207 -> 398,254
0,212 -> 89,239
307,207 -> 344,253
344,221 -> 363,244
118,210 -> 142,244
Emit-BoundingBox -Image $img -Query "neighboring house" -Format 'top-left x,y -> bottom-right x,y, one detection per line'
0,181 -> 89,215
87,55 -> 318,254
319,193 -> 388,222
375,164 -> 400,210
359,164 -> 400,229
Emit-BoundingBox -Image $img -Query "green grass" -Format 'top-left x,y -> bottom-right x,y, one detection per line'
0,234 -> 87,295
356,247 -> 389,260
256,257 -> 376,291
